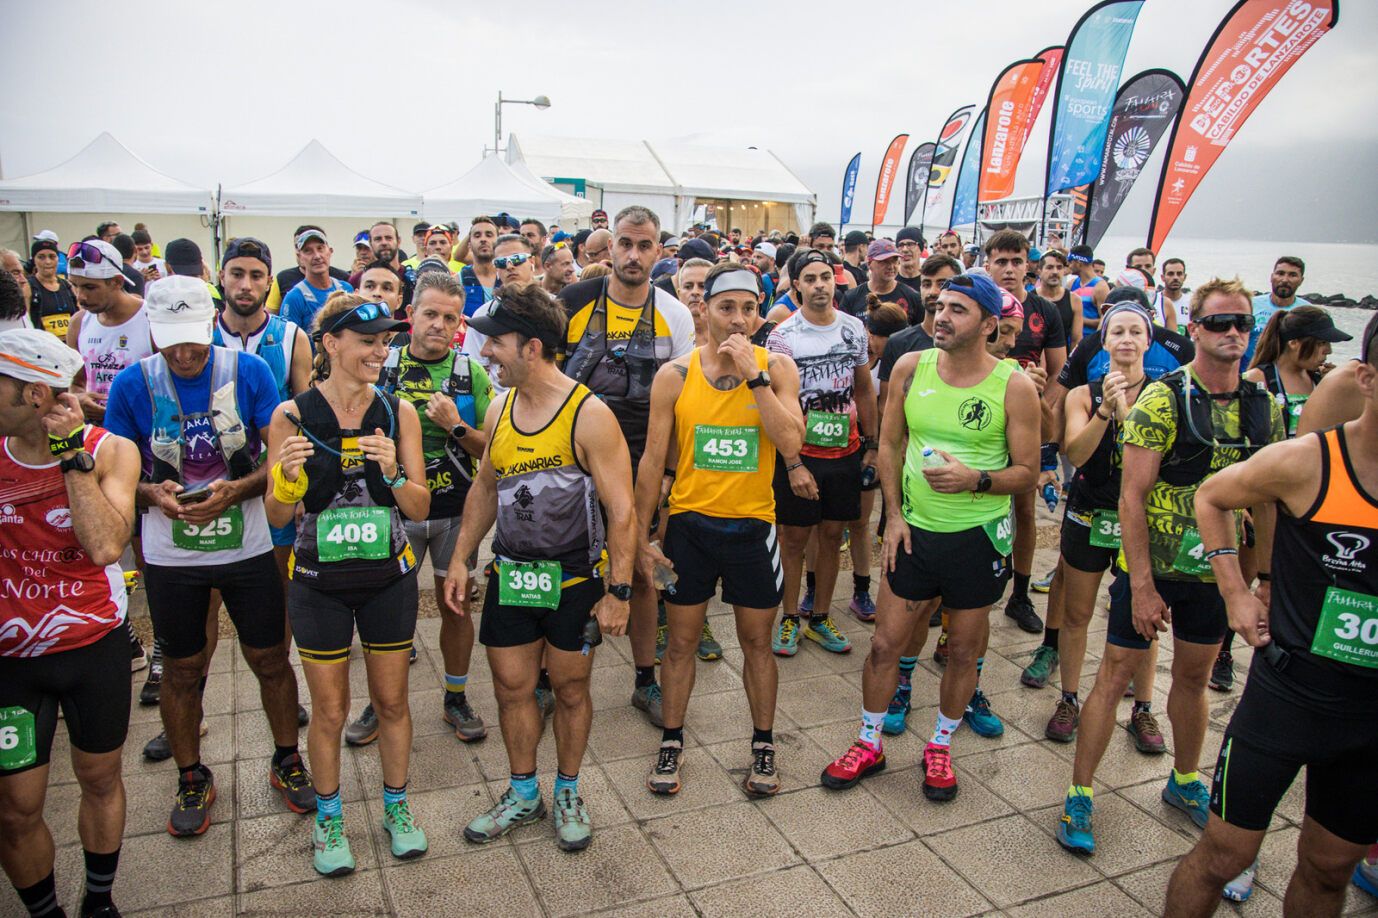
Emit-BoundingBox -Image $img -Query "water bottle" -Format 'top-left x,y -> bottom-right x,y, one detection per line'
860,465 -> 877,488
921,446 -> 945,469
580,616 -> 603,656
1041,481 -> 1060,513
648,540 -> 678,595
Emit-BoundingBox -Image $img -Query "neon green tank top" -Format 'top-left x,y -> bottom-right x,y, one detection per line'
900,349 -> 1014,531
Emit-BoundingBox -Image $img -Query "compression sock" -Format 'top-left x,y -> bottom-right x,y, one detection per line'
444,673 -> 468,695
316,788 -> 342,823
383,783 -> 407,806
16,871 -> 61,917
1042,626 -> 1060,650
1172,768 -> 1200,786
858,709 -> 886,749
272,745 -> 298,767
752,727 -> 774,746
897,656 -> 917,697
661,726 -> 684,746
537,669 -> 551,690
805,571 -> 816,593
1133,700 -> 1152,715
80,847 -> 120,915
1220,631 -> 1234,654
510,771 -> 539,801
635,665 -> 656,688
1012,571 -> 1030,600
1061,690 -> 1078,707
554,771 -> 579,796
931,713 -> 961,747
1067,784 -> 1093,800
853,573 -> 871,596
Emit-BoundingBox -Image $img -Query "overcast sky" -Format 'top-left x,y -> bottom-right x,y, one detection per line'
2,0 -> 1372,242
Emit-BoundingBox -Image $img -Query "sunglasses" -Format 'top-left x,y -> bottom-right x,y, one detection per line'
1194,313 -> 1255,334
493,252 -> 532,269
941,276 -> 975,291
68,241 -> 114,266
325,300 -> 392,335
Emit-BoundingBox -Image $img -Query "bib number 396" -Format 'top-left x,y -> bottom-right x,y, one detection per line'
497,561 -> 563,610
316,506 -> 392,562
1312,587 -> 1378,669
0,706 -> 37,772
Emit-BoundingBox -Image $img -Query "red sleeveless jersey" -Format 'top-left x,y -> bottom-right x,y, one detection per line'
0,426 -> 127,657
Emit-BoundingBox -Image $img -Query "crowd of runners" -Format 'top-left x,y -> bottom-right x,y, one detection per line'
0,209 -> 1374,917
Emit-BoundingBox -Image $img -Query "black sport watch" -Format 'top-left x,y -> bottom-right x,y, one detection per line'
607,582 -> 633,601
747,370 -> 771,389
60,451 -> 95,474
974,470 -> 993,493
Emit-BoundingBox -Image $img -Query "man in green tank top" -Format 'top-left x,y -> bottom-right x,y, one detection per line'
820,272 -> 1040,802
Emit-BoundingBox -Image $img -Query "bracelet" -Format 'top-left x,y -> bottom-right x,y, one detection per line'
1203,547 -> 1238,561
663,468 -> 676,479
1256,572 -> 1271,582
784,461 -> 804,473
48,424 -> 86,457
270,462 -> 309,504
1094,407 -> 1112,421
383,467 -> 407,489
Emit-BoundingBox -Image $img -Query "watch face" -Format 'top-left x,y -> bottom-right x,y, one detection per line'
63,451 -> 95,472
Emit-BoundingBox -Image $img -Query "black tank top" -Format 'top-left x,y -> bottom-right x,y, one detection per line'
1067,379 -> 1121,513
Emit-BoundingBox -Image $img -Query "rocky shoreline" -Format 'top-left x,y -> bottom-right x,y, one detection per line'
1299,292 -> 1378,310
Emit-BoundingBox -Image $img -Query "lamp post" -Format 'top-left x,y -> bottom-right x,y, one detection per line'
492,91 -> 551,156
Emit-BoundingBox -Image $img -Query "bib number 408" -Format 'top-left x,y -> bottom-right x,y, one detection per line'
324,521 -> 380,545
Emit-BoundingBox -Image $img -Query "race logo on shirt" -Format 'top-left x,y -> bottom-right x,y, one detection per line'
1323,531 -> 1371,574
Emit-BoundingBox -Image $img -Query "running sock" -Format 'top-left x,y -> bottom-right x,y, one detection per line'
858,709 -> 886,749
1133,700 -> 1152,715
510,771 -> 539,801
852,573 -> 871,596
752,727 -> 774,746
805,571 -> 816,593
661,726 -> 684,746
1220,631 -> 1234,654
931,713 -> 961,747
16,871 -> 61,917
316,789 -> 342,823
554,771 -> 579,796
1061,690 -> 1078,707
635,666 -> 656,688
444,673 -> 468,695
1172,768 -> 1200,786
1067,784 -> 1093,800
383,783 -> 407,806
1012,571 -> 1030,600
1042,627 -> 1060,650
537,669 -> 551,690
897,656 -> 917,694
809,612 -> 828,625
81,847 -> 119,914
975,656 -> 985,684
272,745 -> 298,767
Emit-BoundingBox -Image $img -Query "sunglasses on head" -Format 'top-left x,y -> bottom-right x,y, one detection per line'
1194,313 -> 1255,334
68,241 -> 114,266
493,252 -> 532,269
325,300 -> 392,335
941,276 -> 975,291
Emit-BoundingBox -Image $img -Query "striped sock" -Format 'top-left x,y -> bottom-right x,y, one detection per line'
897,656 -> 917,695
554,771 -> 579,796
444,673 -> 468,695
383,783 -> 407,806
15,871 -> 61,917
81,847 -> 120,913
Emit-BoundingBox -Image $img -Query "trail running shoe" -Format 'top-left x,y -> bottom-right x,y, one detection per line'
1162,772 -> 1211,829
1128,709 -> 1166,755
269,752 -> 316,814
697,621 -> 723,661
312,815 -> 355,877
1004,594 -> 1044,634
821,741 -> 885,790
1056,791 -> 1095,855
443,693 -> 488,742
168,766 -> 216,837
1021,645 -> 1058,688
535,684 -> 555,719
383,799 -> 428,859
409,645 -> 417,665
1209,650 -> 1234,692
744,743 -> 780,797
553,787 -> 592,851
464,788 -> 547,843
123,569 -> 141,594
1223,860 -> 1258,902
647,742 -> 683,795
963,689 -> 1004,737
1353,848 -> 1378,898
932,631 -> 949,666
1032,569 -> 1055,594
839,529 -> 850,555
143,719 -> 207,762
922,743 -> 958,801
1045,699 -> 1079,743
849,591 -> 876,622
139,643 -> 163,706
129,638 -> 148,673
882,688 -> 911,736
773,617 -> 801,656
344,704 -> 379,747
804,617 -> 852,653
631,683 -> 664,727
798,586 -> 815,616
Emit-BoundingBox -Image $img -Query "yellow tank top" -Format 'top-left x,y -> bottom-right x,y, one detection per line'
669,346 -> 776,523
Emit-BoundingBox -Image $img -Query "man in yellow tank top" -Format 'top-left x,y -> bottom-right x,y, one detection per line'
635,263 -> 805,798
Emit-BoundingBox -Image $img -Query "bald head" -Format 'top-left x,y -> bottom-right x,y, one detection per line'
584,229 -> 613,266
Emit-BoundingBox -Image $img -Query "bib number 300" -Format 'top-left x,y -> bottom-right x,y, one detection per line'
0,706 -> 37,772
1312,587 -> 1378,669
316,506 -> 392,562
498,561 -> 562,610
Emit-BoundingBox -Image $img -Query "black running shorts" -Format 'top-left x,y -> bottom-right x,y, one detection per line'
885,523 -> 1011,610
1060,509 -> 1118,574
144,552 -> 286,658
0,627 -> 131,775
479,573 -> 603,654
663,511 -> 783,609
289,570 -> 419,663
773,451 -> 862,526
1105,571 -> 1227,650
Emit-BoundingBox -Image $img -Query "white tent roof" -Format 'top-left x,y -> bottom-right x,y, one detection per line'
0,132 -> 212,214
423,155 -> 566,224
508,135 -> 674,195
219,140 -> 421,218
651,142 -> 814,204
506,158 -> 595,226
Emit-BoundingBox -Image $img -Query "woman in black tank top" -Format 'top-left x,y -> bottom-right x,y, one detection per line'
1245,305 -> 1349,438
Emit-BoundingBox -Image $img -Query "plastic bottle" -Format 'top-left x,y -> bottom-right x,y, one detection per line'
921,446 -> 946,469
1041,481 -> 1060,513
648,540 -> 678,595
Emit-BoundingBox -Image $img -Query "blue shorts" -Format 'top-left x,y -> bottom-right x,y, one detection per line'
270,521 -> 297,548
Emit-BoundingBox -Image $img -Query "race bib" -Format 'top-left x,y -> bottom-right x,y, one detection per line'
41,313 -> 70,339
805,410 -> 850,448
172,505 -> 245,552
1089,510 -> 1122,549
1172,527 -> 1213,577
1311,587 -> 1378,669
982,507 -> 1015,557
316,506 -> 391,562
497,560 -> 562,610
0,706 -> 37,772
693,425 -> 759,473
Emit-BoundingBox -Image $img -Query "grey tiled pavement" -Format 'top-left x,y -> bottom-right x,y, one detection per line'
9,533 -> 1378,917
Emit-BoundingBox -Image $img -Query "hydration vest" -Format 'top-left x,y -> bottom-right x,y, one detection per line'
1156,368 -> 1274,487
379,347 -> 479,481
562,277 -> 661,410
294,386 -> 400,513
212,314 -> 297,403
140,347 -> 256,485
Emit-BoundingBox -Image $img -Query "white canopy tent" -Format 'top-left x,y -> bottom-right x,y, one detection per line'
505,158 -> 595,230
651,142 -> 815,235
508,134 -> 677,227
423,155 -> 569,229
0,132 -> 214,258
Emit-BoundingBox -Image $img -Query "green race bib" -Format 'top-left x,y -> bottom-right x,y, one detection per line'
0,706 -> 37,772
1172,527 -> 1213,577
1311,587 -> 1378,669
982,507 -> 1015,557
172,505 -> 245,552
497,560 -> 563,609
805,409 -> 850,448
693,425 -> 759,472
316,506 -> 392,562
1089,510 -> 1122,549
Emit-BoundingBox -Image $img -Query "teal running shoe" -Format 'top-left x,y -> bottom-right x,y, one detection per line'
804,617 -> 852,653
1031,569 -> 1055,593
1222,860 -> 1257,902
464,788 -> 546,843
553,787 -> 592,851
963,688 -> 1004,737
882,687 -> 911,736
1056,792 -> 1095,855
1020,645 -> 1058,689
383,800 -> 428,859
773,617 -> 801,656
798,586 -> 815,615
1352,848 -> 1378,898
312,815 -> 356,877
1162,772 -> 1212,829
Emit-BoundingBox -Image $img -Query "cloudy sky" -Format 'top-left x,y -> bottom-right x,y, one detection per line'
2,0 -> 1371,242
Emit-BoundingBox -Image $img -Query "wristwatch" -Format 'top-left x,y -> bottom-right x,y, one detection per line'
747,370 -> 771,389
974,470 -> 993,493
450,422 -> 468,440
862,437 -> 880,452
607,582 -> 633,601
60,450 -> 95,474
385,467 -> 408,489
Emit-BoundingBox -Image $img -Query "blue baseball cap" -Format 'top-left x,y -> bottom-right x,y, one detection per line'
551,230 -> 572,243
353,230 -> 372,249
940,272 -> 1004,316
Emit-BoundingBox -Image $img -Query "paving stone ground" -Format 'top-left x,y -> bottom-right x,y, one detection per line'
10,521 -> 1378,917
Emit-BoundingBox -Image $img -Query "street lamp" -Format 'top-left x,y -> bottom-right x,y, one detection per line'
493,91 -> 551,156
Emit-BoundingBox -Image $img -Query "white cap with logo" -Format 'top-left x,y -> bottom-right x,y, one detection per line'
144,275 -> 216,348
0,328 -> 85,387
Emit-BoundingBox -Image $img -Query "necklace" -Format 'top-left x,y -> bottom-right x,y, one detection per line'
324,384 -> 372,414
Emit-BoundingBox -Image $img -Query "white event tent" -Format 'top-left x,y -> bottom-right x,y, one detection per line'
423,155 -> 591,231
505,158 -> 595,230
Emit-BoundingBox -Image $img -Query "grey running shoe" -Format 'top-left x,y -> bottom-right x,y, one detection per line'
631,683 -> 664,727
647,742 -> 683,795
168,765 -> 216,837
344,704 -> 379,747
535,685 -> 555,719
553,787 -> 592,851
744,743 -> 780,797
269,752 -> 317,814
1209,650 -> 1234,692
443,693 -> 488,742
139,643 -> 163,706
697,621 -> 723,661
143,719 -> 207,762
297,704 -> 310,727
463,788 -> 546,844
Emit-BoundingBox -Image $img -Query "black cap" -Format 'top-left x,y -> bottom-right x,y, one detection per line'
412,221 -> 431,236
467,299 -> 556,349
221,237 -> 271,272
843,230 -> 869,248
1281,312 -> 1353,344
163,238 -> 204,276
322,301 -> 408,337
677,238 -> 717,263
896,226 -> 924,245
